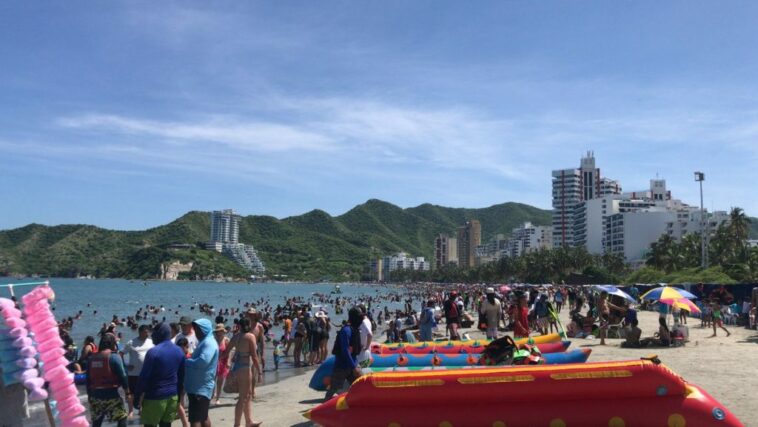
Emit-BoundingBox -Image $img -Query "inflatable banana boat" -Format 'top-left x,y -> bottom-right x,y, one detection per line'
309,348 -> 590,391
372,339 -> 570,355
373,333 -> 561,352
305,359 -> 743,427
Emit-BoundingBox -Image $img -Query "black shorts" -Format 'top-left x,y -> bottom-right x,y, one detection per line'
187,394 -> 210,423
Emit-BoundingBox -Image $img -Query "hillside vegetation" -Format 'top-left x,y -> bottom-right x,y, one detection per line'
0,200 -> 552,281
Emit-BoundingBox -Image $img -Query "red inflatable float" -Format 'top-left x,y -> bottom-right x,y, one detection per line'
305,359 -> 742,427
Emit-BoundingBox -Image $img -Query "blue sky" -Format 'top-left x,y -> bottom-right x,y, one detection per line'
2,2 -> 757,230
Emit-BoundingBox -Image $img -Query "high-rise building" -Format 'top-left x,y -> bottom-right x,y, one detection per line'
552,152 -> 621,248
434,234 -> 458,268
457,220 -> 481,268
208,209 -> 240,248
206,209 -> 265,275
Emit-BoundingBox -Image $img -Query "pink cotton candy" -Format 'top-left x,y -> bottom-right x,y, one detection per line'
52,384 -> 78,401
15,357 -> 37,369
37,337 -> 65,353
50,374 -> 75,393
32,327 -> 59,343
13,336 -> 33,348
18,346 -> 37,358
23,377 -> 45,390
14,368 -> 39,381
3,318 -> 27,329
1,306 -> 23,319
23,303 -> 50,317
26,315 -> 56,329
23,305 -> 51,319
60,414 -> 88,427
56,394 -> 81,409
27,388 -> 48,402
0,298 -> 14,308
44,364 -> 70,382
21,288 -> 46,305
8,327 -> 28,338
40,357 -> 67,372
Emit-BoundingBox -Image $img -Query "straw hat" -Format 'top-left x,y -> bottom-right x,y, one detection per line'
214,323 -> 226,333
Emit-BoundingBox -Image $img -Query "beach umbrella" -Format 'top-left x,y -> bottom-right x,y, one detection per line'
499,285 -> 511,293
593,285 -> 636,304
641,286 -> 697,301
659,297 -> 701,314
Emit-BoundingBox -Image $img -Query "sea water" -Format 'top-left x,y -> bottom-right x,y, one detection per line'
0,278 -> 403,383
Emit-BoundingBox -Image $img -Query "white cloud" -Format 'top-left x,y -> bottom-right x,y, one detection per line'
57,114 -> 335,153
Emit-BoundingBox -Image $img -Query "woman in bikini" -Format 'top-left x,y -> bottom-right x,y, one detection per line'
226,318 -> 263,427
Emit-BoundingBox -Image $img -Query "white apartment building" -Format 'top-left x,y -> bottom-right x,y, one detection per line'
507,223 -> 553,257
475,234 -> 509,264
554,162 -> 730,264
666,210 -> 730,240
376,252 -> 430,280
604,208 -> 678,263
552,152 -> 622,248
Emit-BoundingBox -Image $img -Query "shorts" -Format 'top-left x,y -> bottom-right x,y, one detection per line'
90,397 -> 127,422
141,396 -> 179,425
127,376 -> 140,408
187,393 -> 210,424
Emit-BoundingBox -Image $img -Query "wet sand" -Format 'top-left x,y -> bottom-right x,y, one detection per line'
208,308 -> 758,426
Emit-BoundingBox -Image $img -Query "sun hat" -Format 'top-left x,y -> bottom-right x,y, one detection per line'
214,323 -> 226,332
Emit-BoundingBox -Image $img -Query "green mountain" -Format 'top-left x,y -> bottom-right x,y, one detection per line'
0,200 -> 552,281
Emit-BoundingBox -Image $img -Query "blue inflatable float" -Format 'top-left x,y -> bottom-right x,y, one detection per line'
309,348 -> 592,391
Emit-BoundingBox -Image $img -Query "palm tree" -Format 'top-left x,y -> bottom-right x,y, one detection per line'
728,207 -> 751,242
647,234 -> 680,272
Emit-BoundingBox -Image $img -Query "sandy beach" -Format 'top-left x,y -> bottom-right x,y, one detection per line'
208,308 -> 758,427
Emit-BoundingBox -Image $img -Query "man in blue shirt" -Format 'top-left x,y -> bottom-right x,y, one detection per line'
184,319 -> 219,427
137,322 -> 185,427
325,308 -> 363,401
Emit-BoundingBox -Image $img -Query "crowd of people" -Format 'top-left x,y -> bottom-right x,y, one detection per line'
20,281 -> 755,427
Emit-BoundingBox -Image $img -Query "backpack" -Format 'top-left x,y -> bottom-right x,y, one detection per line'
445,300 -> 459,319
478,336 -> 517,366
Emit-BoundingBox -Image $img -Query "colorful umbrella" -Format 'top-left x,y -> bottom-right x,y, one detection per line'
659,297 -> 701,314
641,286 -> 697,301
498,285 -> 511,293
593,285 -> 636,304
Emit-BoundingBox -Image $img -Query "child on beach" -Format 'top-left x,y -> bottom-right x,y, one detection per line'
273,339 -> 284,370
710,300 -> 731,337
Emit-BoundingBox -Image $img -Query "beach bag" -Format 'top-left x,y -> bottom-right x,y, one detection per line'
478,336 -> 516,366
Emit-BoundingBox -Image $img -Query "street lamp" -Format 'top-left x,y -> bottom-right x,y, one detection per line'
694,172 -> 708,268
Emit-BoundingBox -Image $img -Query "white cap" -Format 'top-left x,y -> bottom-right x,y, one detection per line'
486,287 -> 495,294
